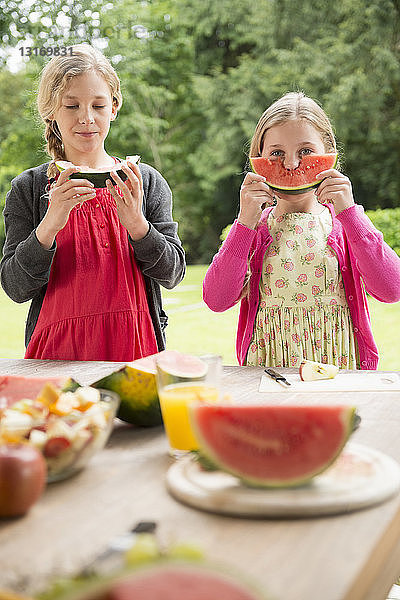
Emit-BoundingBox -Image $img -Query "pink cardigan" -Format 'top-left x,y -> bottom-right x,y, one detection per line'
203,203 -> 400,369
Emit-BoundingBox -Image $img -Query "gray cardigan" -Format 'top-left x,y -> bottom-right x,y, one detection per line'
0,160 -> 186,351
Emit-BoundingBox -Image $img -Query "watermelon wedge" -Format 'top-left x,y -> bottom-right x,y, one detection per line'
0,375 -> 72,409
55,155 -> 140,188
190,404 -> 358,488
45,563 -> 264,600
250,153 -> 338,195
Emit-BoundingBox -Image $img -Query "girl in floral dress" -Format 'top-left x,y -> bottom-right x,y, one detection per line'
203,92 -> 400,369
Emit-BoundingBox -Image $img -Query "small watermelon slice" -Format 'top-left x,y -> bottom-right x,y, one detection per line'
190,404 -> 357,488
250,153 -> 338,195
55,155 -> 140,188
156,350 -> 209,379
0,375 -> 72,409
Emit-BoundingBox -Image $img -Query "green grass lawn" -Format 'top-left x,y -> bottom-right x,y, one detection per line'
0,264 -> 399,369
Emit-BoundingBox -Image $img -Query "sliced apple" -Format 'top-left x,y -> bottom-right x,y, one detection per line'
299,359 -> 339,381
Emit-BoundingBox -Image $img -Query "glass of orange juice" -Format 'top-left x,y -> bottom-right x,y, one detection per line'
155,352 -> 222,458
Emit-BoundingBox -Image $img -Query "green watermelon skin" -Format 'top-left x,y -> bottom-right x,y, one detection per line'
55,160 -> 129,188
190,404 -> 357,488
92,363 -> 162,428
250,153 -> 338,195
68,169 -> 128,188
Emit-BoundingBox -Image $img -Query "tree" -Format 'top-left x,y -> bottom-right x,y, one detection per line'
0,0 -> 398,261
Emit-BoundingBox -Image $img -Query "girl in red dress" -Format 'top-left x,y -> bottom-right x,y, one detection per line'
1,44 -> 185,361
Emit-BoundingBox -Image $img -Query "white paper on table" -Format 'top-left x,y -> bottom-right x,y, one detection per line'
259,372 -> 400,393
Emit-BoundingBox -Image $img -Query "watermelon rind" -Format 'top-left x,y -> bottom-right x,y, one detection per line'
55,156 -> 139,188
250,153 -> 338,195
190,405 -> 358,488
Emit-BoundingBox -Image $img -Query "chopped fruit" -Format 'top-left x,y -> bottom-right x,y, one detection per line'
36,383 -> 61,407
1,409 -> 34,437
49,392 -> 80,416
29,428 -> 48,450
299,359 -> 339,381
43,436 -> 72,458
74,386 -> 101,411
0,384 -> 117,481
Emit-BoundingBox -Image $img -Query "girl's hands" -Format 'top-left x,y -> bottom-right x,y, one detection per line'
316,169 -> 355,215
106,159 -> 149,240
238,172 -> 275,230
36,166 -> 96,249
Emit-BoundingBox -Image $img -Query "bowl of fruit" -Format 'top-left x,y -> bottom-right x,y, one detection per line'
0,384 -> 120,482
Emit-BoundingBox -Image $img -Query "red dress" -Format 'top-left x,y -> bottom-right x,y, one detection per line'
25,159 -> 158,361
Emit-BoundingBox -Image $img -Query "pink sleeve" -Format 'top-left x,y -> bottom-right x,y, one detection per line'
203,220 -> 257,312
337,204 -> 400,303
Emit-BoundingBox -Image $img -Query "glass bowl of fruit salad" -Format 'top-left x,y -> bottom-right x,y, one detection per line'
0,385 -> 120,482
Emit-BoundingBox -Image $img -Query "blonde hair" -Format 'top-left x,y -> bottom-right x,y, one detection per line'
249,91 -> 337,158
36,43 -> 123,178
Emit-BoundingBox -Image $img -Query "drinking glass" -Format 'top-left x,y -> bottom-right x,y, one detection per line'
156,353 -> 222,458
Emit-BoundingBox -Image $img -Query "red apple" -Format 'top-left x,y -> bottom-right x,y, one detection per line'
0,443 -> 47,517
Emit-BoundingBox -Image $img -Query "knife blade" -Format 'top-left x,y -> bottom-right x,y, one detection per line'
264,368 -> 291,387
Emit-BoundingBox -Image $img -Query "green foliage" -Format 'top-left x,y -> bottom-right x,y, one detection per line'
366,208 -> 400,256
0,0 -> 399,262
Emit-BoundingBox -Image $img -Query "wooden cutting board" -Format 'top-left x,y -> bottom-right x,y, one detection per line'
166,443 -> 400,518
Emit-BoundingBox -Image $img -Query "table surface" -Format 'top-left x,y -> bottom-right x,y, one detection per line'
1,359 -> 400,600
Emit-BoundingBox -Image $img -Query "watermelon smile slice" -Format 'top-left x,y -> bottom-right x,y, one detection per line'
250,153 -> 338,195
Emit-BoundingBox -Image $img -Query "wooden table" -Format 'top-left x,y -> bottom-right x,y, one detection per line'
1,359 -> 400,600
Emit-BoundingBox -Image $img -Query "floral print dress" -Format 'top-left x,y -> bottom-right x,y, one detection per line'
246,208 -> 359,369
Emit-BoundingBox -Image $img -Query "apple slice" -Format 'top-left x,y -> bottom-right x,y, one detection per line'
299,359 -> 339,381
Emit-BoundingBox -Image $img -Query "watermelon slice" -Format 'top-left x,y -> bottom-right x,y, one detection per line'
0,375 -> 71,409
250,153 -> 338,195
49,563 -> 264,600
55,155 -> 140,188
190,404 -> 357,487
108,564 -> 262,600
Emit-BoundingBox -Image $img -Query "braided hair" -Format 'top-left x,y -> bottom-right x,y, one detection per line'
36,43 -> 123,179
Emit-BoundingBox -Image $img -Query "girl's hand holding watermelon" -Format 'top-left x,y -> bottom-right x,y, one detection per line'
203,91 -> 400,372
315,168 -> 355,215
106,158 -> 150,241
36,165 -> 96,249
238,172 -> 275,230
